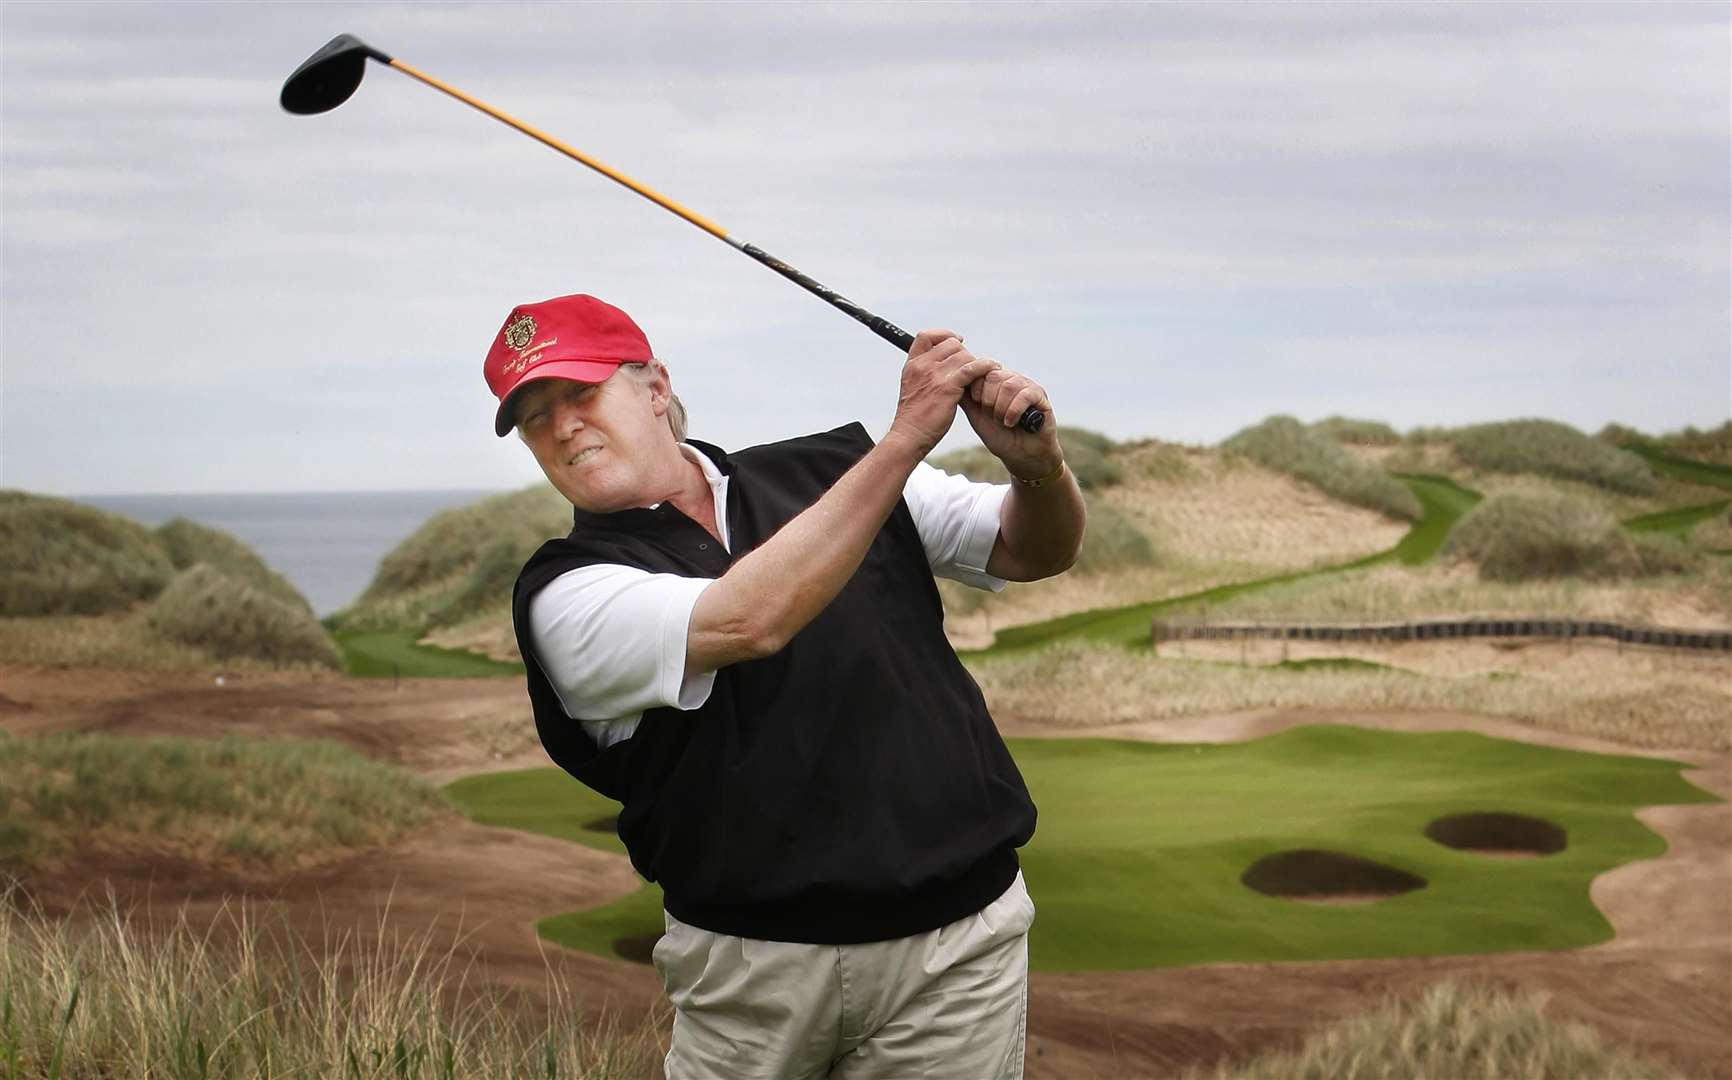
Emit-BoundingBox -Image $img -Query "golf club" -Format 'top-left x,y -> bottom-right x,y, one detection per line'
281,33 -> 1045,434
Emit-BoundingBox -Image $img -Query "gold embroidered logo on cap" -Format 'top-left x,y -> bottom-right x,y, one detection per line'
503,313 -> 537,351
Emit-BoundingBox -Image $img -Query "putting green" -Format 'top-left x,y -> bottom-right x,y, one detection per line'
443,725 -> 1715,972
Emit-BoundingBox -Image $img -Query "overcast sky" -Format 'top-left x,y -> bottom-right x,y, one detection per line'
2,1 -> 1727,495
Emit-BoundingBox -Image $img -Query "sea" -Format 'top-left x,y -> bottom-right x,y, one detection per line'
73,489 -> 504,617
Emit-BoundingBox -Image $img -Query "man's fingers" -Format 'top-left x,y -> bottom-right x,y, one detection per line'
910,328 -> 962,358
1002,383 -> 1048,427
954,357 -> 1000,385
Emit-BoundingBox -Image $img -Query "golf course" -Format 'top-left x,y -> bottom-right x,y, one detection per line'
3,416 -> 1729,1078
448,724 -> 1717,972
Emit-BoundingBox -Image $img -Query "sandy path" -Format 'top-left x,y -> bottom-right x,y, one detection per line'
4,668 -> 1726,1077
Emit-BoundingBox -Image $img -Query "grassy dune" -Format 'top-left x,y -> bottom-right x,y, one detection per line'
0,733 -> 450,875
0,492 -> 337,671
1188,982 -> 1686,1080
1222,416 -> 1422,520
1417,419 -> 1658,495
0,894 -> 658,1080
0,493 -> 174,616
333,486 -> 569,636
156,517 -> 312,613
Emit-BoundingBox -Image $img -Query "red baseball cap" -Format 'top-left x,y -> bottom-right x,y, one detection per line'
484,294 -> 654,436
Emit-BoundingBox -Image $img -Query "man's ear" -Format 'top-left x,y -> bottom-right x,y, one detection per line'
648,365 -> 672,417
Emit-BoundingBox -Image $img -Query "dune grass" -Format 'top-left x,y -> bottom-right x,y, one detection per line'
1309,416 -> 1403,446
0,732 -> 450,875
1186,981 -> 1685,1080
0,492 -> 175,616
0,892 -> 658,1080
148,565 -> 343,670
1221,417 -> 1421,521
1434,419 -> 1657,495
1444,494 -> 1700,582
446,727 -> 1715,972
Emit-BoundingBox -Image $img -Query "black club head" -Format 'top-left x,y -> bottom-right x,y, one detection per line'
280,34 -> 393,115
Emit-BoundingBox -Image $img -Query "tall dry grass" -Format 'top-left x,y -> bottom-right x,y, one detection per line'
0,891 -> 659,1079
0,732 -> 451,875
1220,417 -> 1421,521
1444,494 -> 1699,582
1186,981 -> 1684,1080
968,640 -> 1732,750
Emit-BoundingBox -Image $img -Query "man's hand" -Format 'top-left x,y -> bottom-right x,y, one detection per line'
960,364 -> 1062,481
887,330 -> 1001,456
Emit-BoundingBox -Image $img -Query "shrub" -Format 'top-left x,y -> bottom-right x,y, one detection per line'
336,484 -> 571,632
147,564 -> 342,668
1310,416 -> 1402,446
1443,493 -> 1700,581
1221,417 -> 1422,520
1687,506 -> 1732,550
1450,419 -> 1656,494
1188,981 -> 1683,1080
0,491 -> 174,615
156,517 -> 312,613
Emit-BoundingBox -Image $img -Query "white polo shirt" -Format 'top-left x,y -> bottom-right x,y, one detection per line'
529,443 -> 1008,748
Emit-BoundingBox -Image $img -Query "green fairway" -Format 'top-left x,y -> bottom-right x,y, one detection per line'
334,629 -> 524,678
1621,499 -> 1730,536
1621,443 -> 1732,492
1385,474 -> 1482,563
443,726 -> 1715,972
967,473 -> 1482,658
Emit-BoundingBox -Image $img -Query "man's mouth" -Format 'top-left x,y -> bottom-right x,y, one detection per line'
567,446 -> 603,467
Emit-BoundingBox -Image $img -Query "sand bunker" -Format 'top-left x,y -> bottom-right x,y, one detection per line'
1241,849 -> 1427,904
613,933 -> 662,965
1425,812 -> 1565,857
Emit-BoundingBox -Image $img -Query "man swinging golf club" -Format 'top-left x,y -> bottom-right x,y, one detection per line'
490,293 -> 1085,1079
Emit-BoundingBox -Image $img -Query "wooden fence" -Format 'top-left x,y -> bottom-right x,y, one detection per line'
1150,616 -> 1732,652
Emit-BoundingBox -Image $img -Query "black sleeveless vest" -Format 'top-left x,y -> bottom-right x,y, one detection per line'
511,423 -> 1036,944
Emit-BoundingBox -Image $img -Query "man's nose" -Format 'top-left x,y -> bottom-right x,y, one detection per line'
554,400 -> 585,438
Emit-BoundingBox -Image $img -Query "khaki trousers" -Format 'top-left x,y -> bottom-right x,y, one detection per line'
654,872 -> 1035,1080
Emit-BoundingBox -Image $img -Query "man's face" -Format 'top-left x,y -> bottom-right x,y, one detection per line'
514,367 -> 668,512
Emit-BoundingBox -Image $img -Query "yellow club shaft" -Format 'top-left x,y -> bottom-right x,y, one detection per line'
388,58 -> 733,244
